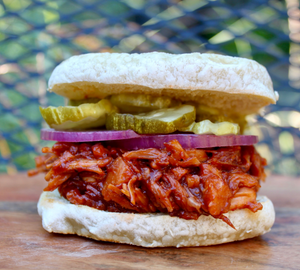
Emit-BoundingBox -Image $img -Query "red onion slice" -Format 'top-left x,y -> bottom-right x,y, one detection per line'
41,128 -> 258,149
109,134 -> 258,150
41,128 -> 139,142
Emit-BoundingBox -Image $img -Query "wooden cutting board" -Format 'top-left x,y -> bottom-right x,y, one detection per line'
0,173 -> 300,270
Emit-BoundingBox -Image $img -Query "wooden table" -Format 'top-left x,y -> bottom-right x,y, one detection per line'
0,173 -> 299,270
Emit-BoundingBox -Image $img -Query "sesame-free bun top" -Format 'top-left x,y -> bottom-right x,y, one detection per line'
48,52 -> 278,115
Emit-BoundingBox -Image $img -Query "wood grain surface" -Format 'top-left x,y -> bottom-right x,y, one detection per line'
0,173 -> 299,270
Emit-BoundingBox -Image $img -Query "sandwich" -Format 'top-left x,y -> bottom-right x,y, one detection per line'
28,52 -> 278,247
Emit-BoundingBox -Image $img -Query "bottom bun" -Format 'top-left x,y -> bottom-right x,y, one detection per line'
38,190 -> 275,247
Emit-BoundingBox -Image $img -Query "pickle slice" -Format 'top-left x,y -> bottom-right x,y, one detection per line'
40,99 -> 119,130
110,94 -> 181,113
187,103 -> 247,133
68,98 -> 100,106
106,105 -> 196,134
186,103 -> 227,123
178,120 -> 240,135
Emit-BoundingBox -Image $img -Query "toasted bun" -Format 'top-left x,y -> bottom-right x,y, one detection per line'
38,190 -> 275,247
48,52 -> 278,115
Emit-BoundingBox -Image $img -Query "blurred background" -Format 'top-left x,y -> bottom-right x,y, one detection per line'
0,0 -> 299,176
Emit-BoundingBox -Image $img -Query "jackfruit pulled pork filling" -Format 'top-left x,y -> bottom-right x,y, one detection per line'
29,140 -> 266,228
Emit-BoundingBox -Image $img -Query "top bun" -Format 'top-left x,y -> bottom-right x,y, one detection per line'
48,52 -> 278,115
